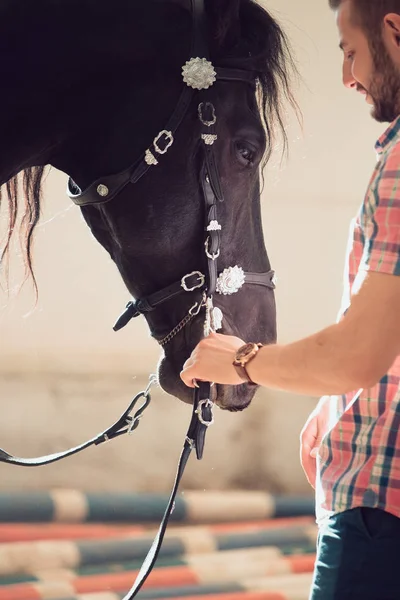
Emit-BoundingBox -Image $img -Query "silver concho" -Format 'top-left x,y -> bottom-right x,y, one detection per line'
204,297 -> 213,338
97,184 -> 109,197
212,307 -> 223,331
145,149 -> 158,166
201,133 -> 218,146
182,57 -> 217,90
216,266 -> 246,296
207,220 -> 222,232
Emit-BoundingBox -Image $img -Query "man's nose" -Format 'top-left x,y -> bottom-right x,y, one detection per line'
342,60 -> 357,89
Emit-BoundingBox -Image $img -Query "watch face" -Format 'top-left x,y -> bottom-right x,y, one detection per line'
236,343 -> 258,362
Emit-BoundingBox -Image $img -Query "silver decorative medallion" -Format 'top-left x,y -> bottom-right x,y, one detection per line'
201,133 -> 218,146
145,149 -> 158,166
216,266 -> 246,296
207,220 -> 222,232
182,57 -> 217,90
97,184 -> 109,197
272,273 -> 278,287
212,307 -> 223,331
204,297 -> 213,338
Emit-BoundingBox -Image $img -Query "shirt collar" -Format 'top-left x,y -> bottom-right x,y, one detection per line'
375,115 -> 400,156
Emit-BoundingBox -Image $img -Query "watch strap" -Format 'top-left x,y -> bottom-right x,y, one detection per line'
233,363 -> 257,386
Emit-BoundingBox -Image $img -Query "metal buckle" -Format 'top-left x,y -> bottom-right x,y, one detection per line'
198,102 -> 217,127
181,271 -> 206,292
185,436 -> 196,450
153,130 -> 174,155
195,399 -> 214,427
205,237 -> 220,261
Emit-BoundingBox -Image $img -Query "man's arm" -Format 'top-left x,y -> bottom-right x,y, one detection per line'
246,271 -> 400,395
181,271 -> 400,396
182,142 -> 400,396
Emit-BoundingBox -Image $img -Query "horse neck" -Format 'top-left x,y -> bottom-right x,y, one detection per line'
0,0 -> 190,184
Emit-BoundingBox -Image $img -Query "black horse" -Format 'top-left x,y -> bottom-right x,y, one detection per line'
0,0 -> 297,411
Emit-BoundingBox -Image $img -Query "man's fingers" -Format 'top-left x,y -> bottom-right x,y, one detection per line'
180,362 -> 195,387
300,437 -> 317,489
301,453 -> 316,489
309,435 -> 323,458
181,372 -> 195,388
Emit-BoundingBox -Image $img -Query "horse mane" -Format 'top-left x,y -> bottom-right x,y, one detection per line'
0,166 -> 45,294
213,0 -> 299,163
0,0 -> 298,290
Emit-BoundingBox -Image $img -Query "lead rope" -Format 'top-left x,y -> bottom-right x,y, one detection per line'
0,376 -> 157,467
122,97 -> 221,599
122,381 -> 213,599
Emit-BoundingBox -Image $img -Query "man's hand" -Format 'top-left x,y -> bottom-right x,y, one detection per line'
300,399 -> 329,489
180,332 -> 246,387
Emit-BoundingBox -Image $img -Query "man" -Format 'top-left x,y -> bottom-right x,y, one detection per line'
181,1 -> 400,598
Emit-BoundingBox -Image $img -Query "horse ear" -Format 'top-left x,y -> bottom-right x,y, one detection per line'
206,0 -> 241,50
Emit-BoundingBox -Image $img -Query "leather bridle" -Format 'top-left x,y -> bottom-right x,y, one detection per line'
66,0 -> 275,349
0,1 -> 276,597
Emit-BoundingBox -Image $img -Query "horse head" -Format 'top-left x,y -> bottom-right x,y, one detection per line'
0,0 -> 297,411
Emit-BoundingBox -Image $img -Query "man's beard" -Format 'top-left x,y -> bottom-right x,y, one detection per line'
368,39 -> 400,123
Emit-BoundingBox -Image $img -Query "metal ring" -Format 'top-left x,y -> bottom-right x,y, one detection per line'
198,102 -> 217,127
126,392 -> 152,435
181,271 -> 206,292
195,399 -> 214,427
153,130 -> 174,155
205,237 -> 220,261
189,301 -> 202,316
144,374 -> 158,397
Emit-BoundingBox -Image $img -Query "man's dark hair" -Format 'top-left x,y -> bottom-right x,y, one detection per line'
329,0 -> 400,123
328,0 -> 400,35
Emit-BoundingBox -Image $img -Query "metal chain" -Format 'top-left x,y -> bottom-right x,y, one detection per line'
159,297 -> 205,347
159,313 -> 195,347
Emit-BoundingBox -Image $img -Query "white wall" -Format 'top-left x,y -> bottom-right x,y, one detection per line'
0,0 -> 386,492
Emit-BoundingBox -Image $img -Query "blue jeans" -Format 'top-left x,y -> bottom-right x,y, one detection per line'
310,507 -> 400,600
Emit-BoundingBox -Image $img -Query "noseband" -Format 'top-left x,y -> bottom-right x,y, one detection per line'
0,1 -> 276,598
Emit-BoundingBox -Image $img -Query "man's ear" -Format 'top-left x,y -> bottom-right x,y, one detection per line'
383,13 -> 400,49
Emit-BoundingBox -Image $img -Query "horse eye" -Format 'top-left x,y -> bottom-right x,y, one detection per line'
235,141 -> 256,167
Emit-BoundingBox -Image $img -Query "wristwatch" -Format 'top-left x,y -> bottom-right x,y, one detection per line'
233,342 -> 263,385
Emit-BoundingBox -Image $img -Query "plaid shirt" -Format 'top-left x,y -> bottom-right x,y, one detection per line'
316,116 -> 400,524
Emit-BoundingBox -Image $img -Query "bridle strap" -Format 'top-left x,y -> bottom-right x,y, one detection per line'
122,381 -> 212,599
0,388 -> 153,467
66,63 -> 256,207
215,67 -> 257,86
113,269 -> 276,332
0,380 -> 213,600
